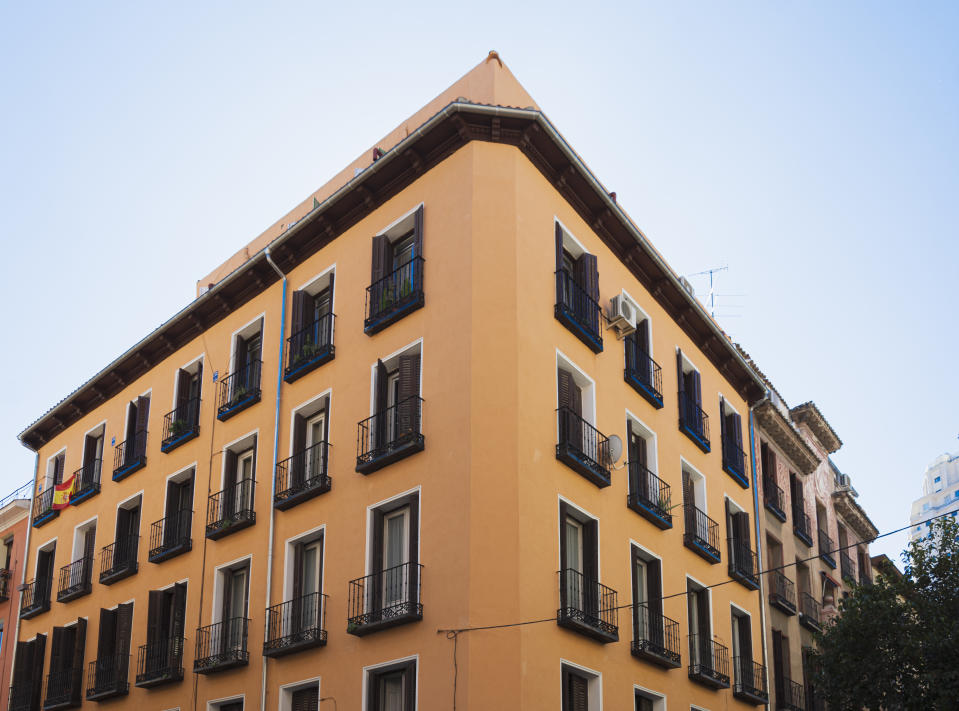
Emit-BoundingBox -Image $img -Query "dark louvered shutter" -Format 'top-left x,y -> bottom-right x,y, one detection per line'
627,421 -> 638,497
719,397 -> 727,444
291,413 -> 306,485
578,252 -> 599,303
407,496 -> 420,604
146,590 -> 163,645
558,369 -> 573,411
135,395 -> 150,451
697,589 -> 711,638
224,447 -> 237,488
251,434 -> 258,479
50,625 -> 67,677
630,547 -> 641,641
731,412 -> 743,446
772,629 -> 785,701
637,319 -> 650,354
647,558 -> 663,625
97,608 -> 117,662
412,204 -> 424,259
292,686 -> 319,711
738,614 -> 753,663
397,354 -> 421,436
682,469 -> 694,532
735,512 -> 752,550
555,222 -> 564,272
176,369 -> 191,411
172,582 -> 188,640
70,618 -> 86,703
557,370 -> 582,446
369,508 -> 385,610
30,634 -> 46,711
374,359 -> 389,449
116,602 -> 133,680
53,453 -> 65,486
371,235 -> 390,283
567,671 -> 589,711
583,520 -> 598,585
558,501 -> 569,573
291,290 -> 310,334
322,395 -> 331,442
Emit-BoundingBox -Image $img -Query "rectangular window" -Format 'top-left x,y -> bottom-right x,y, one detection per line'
77,425 -> 105,498
11,633 -> 46,708
218,318 -> 264,419
676,350 -> 708,450
554,221 -> 602,352
365,205 -> 425,334
726,500 -> 757,587
631,546 -> 677,665
163,360 -> 203,450
144,582 -> 187,676
91,603 -> 133,696
287,270 -> 335,380
366,659 -> 416,711
719,398 -> 745,483
47,618 -> 87,706
560,664 -> 598,711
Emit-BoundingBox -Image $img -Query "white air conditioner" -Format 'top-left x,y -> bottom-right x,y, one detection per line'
837,473 -> 852,489
607,293 -> 637,338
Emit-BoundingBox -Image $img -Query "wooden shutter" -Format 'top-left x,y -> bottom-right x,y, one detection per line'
557,369 -> 574,411
719,397 -> 727,443
735,511 -> 752,549
412,204 -> 424,260
397,353 -> 421,435
70,618 -> 87,703
676,349 -> 685,394
135,395 -> 150,435
682,469 -> 693,507
322,395 -> 331,442
647,558 -> 663,621
636,319 -> 650,355
371,235 -> 390,283
53,453 -> 65,485
583,519 -> 598,583
97,608 -> 117,660
370,508 -> 385,573
555,222 -> 565,272
250,434 -> 258,479
732,412 -> 743,446
696,588 -> 711,637
292,686 -> 319,711
172,582 -> 188,639
292,543 -> 304,600
737,614 -> 753,663
407,495 -> 420,568
116,602 -> 133,681
566,670 -> 589,711
558,501 -> 569,572
84,526 -> 96,562
29,634 -> 46,711
146,590 -> 163,645
291,290 -> 310,333
176,369 -> 192,410
578,252 -> 600,303
772,629 -> 785,700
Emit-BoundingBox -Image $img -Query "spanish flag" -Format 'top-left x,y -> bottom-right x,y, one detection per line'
52,474 -> 77,510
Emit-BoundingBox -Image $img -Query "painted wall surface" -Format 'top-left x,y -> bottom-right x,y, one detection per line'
0,506 -> 29,711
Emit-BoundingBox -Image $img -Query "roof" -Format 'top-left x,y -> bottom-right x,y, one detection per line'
791,401 -> 842,453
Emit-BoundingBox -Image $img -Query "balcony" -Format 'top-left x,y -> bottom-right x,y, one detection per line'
32,485 -> 58,527
364,256 -> 425,335
355,396 -> 424,474
630,604 -> 681,668
274,441 -> 331,510
777,678 -> 806,711
161,398 -> 200,452
57,557 -> 93,603
216,360 -> 262,421
840,552 -> 856,584
763,478 -> 787,521
678,391 -> 710,452
727,539 -> 760,590
556,407 -> 611,488
206,478 -> 255,540
135,637 -> 184,688
19,577 -> 51,619
818,529 -> 836,568
722,437 -> 748,488
683,505 -> 721,564
556,568 -> 619,643
71,459 -> 101,505
148,509 -> 192,563
264,592 -> 328,658
0,568 -> 11,601
194,617 -> 249,674
769,571 -> 797,615
99,536 -> 139,585
43,667 -> 82,710
688,634 -> 730,689
347,562 -> 423,636
554,268 -> 603,353
85,655 -> 129,701
733,657 -> 769,705
112,430 -> 148,481
792,506 -> 813,547
626,464 -> 672,529
624,339 -> 663,408
799,592 -> 822,632
284,313 -> 335,382
9,686 -> 32,711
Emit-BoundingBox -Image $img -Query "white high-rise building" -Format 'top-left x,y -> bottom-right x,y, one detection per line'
909,452 -> 959,540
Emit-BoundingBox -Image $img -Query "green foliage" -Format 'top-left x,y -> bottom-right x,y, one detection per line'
811,516 -> 959,710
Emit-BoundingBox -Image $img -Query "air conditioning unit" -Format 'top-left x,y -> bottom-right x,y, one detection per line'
837,473 -> 852,489
607,293 -> 637,338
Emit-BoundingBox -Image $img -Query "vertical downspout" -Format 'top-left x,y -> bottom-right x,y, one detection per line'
9,453 -> 39,693
262,248 -> 286,711
749,398 -> 771,708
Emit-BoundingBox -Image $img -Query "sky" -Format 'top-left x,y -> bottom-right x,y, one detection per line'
1,2 -> 956,563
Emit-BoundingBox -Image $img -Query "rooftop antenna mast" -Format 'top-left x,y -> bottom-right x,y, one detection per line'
684,266 -> 728,319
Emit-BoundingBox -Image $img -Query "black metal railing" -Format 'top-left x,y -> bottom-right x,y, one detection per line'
728,539 -> 759,588
216,360 -> 262,419
194,617 -> 250,673
769,571 -> 797,613
347,562 -> 423,635
206,478 -> 255,538
624,339 -> 663,404
799,592 -> 822,630
32,485 -> 57,526
688,634 -> 730,687
8,684 -> 32,711
733,656 -> 768,701
264,592 -> 328,656
275,441 -> 331,509
57,556 -> 93,601
161,398 -> 200,451
20,576 -> 51,618
764,478 -> 786,520
356,396 -> 424,473
556,407 -> 611,487
86,654 -> 129,699
99,536 -> 139,584
365,256 -> 425,333
678,391 -> 710,449
72,459 -> 101,502
818,529 -> 836,567
631,604 -> 681,666
113,429 -> 148,480
722,437 -> 746,482
779,677 -> 806,711
840,552 -> 856,582
44,666 -> 81,709
148,508 -> 192,562
683,504 -> 721,561
557,568 -> 619,641
554,269 -> 602,351
793,506 -> 813,545
135,637 -> 184,687
0,568 -> 11,601
627,463 -> 672,527
285,313 -> 335,379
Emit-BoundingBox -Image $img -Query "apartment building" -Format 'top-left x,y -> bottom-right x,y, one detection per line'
15,54 -> 780,711
909,452 -> 959,541
0,482 -> 31,711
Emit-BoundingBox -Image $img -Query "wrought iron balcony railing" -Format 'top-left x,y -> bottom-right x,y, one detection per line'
148,508 -> 192,563
85,654 -> 129,701
8,685 -> 32,711
554,268 -> 603,353
722,436 -> 747,486
264,592 -> 328,657
194,617 -> 250,674
274,441 -> 331,510
113,429 -> 148,481
683,504 -> 721,563
627,463 -> 672,529
763,478 -> 787,521
20,576 -> 51,619
792,506 -> 813,547
347,562 -> 423,636
630,603 -> 681,668
678,391 -> 710,452
161,398 -> 200,452
818,529 -> 836,568
799,592 -> 822,632
71,459 -> 101,504
0,568 -> 11,602
777,677 -> 806,711
135,637 -> 184,688
688,633 -> 730,688
840,552 -> 856,583
32,485 -> 58,527
206,478 -> 255,540
557,568 -> 619,643
43,666 -> 82,710
364,256 -> 425,334
355,396 -> 424,474
285,313 -> 335,382
99,536 -> 139,585
57,557 -> 93,603
769,571 -> 797,615
624,339 -> 663,407
556,407 -> 611,488
216,360 -> 262,420
727,539 -> 760,590
733,656 -> 769,705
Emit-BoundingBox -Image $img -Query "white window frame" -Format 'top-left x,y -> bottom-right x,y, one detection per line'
364,486 -> 421,577
368,339 -> 424,417
361,653 -> 419,711
625,410 -> 658,475
681,457 -> 707,513
559,659 -> 603,711
278,677 -> 322,711
211,554 -> 253,624
556,350 -> 597,426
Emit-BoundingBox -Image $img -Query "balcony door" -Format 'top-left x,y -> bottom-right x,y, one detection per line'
292,539 -> 323,631
687,583 -> 712,668
305,413 -> 325,481
222,566 -> 248,653
382,508 -> 410,608
164,476 -> 193,546
563,516 -> 584,609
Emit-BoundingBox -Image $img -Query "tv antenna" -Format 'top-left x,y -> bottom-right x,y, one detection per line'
683,266 -> 728,319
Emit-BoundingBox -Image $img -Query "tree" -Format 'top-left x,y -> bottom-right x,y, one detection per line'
811,516 -> 959,710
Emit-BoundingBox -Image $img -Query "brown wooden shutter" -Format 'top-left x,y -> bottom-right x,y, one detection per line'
407,495 -> 420,568
412,204 -> 424,259
223,449 -> 237,491
97,608 -> 117,660
251,434 -> 258,478
735,511 -> 752,549
557,369 -> 573,411
555,222 -> 565,272
115,602 -> 133,681
630,547 -> 641,641
578,252 -> 600,303
53,453 -> 65,485
84,527 -> 96,561
682,469 -> 693,507
371,235 -> 390,283
370,509 -> 385,572
558,501 -> 569,572
772,629 -> 785,700
291,290 -> 310,334
322,395 -> 331,442
172,582 -> 187,639
176,369 -> 191,410
146,589 -> 163,645
292,542 -> 304,600
732,412 -> 743,446
719,397 -> 727,443
583,520 -> 598,584
676,349 -> 685,393
567,671 -> 588,711
70,618 -> 87,703
737,614 -> 753,663
697,588 -> 711,637
292,686 -> 319,711
30,634 -> 46,711
397,354 -> 421,436
647,558 -> 663,621
135,395 -> 150,435
637,319 -> 650,354
374,358 -> 389,446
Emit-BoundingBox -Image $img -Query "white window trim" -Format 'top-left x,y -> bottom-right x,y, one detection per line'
296,263 -> 336,297
681,457 -> 707,513
288,390 -> 332,454
220,430 -> 259,489
621,288 -> 652,354
556,349 -> 597,426
557,496 -> 601,581
632,684 -> 667,711
361,653 -> 419,711
364,485 -> 422,576
171,354 -> 205,405
282,524 -> 326,602
559,659 -> 603,711
376,202 -> 424,238
724,494 -> 746,515
206,694 -> 244,711
718,392 -> 741,418
71,515 -> 98,561
43,447 -> 67,490
211,554 -> 253,623
554,217 -> 589,258
368,338 -> 424,416
226,312 -> 267,375
278,676 -> 322,711
625,409 -> 658,474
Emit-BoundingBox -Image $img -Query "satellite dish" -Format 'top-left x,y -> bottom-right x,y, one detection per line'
608,434 -> 623,465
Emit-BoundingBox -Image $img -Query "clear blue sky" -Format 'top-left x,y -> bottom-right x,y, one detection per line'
1,2 -> 956,563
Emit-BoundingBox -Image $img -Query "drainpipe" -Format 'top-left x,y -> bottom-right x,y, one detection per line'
9,453 -> 39,694
261,248 -> 287,711
749,397 -> 771,708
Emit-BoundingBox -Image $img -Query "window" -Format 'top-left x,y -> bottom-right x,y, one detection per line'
143,582 -> 187,680
560,663 -> 600,711
631,545 -> 678,665
103,497 -> 140,583
682,463 -> 720,562
25,540 -> 56,615
208,435 -> 256,538
634,689 -> 665,711
278,395 -> 332,507
45,450 -> 66,490
10,633 -> 46,708
624,302 -> 663,406
150,469 -> 194,562
366,659 -> 416,711
115,395 -> 150,480
213,701 -> 243,711
365,205 -> 425,334
281,682 -> 320,711
287,269 -> 335,381
626,417 -> 670,526
556,356 -> 609,487
58,519 -> 96,601
726,500 -> 757,588
76,423 -> 105,501
676,349 -> 709,450
687,580 -> 727,686
46,618 -> 87,707
719,398 -> 745,484
218,318 -> 264,419
761,442 -> 785,520
554,221 -> 602,352
90,603 -> 133,699
772,629 -> 793,704
557,502 -> 617,641
163,359 -> 202,450
731,607 -> 760,696
291,532 -> 324,620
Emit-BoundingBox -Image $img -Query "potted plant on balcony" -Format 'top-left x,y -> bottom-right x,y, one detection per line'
170,419 -> 189,438
229,385 -> 249,408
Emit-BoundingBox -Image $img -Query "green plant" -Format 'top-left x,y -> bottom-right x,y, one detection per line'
170,419 -> 188,437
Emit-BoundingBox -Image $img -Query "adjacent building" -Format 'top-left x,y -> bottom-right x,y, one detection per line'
0,482 -> 33,711
909,452 -> 959,541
